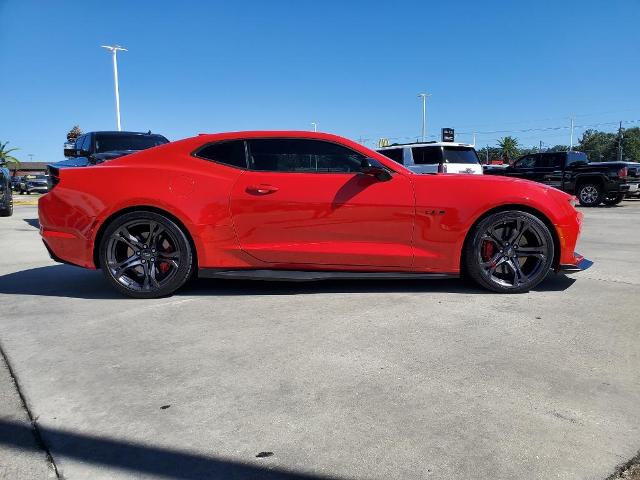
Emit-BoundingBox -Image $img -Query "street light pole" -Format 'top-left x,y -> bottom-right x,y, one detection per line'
569,116 -> 575,151
311,122 -> 318,132
417,93 -> 431,142
101,45 -> 127,131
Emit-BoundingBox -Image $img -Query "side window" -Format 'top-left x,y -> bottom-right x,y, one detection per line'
196,140 -> 247,169
411,146 -> 442,165
377,148 -> 404,165
248,139 -> 364,173
75,135 -> 85,150
82,134 -> 92,152
515,155 -> 536,168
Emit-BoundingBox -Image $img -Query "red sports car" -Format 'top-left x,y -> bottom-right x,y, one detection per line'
39,131 -> 591,298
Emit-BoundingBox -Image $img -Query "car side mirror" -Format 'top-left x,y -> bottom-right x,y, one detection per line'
361,158 -> 392,181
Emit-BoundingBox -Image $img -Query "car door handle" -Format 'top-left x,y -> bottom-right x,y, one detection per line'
246,184 -> 279,195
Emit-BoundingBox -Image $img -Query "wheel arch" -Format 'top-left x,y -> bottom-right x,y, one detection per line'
574,174 -> 605,190
459,204 -> 561,275
92,205 -> 199,269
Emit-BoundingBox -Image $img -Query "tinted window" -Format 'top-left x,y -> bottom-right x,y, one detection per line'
515,155 -> 536,168
442,147 -> 480,164
536,153 -> 563,168
248,139 -> 364,173
81,134 -> 92,152
377,148 -> 404,165
94,134 -> 169,153
196,141 -> 247,169
411,146 -> 442,165
566,152 -> 588,167
75,135 -> 85,150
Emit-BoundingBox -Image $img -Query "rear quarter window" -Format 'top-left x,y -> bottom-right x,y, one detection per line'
412,147 -> 442,165
195,140 -> 248,169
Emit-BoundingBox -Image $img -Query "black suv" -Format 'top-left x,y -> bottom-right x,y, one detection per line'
58,131 -> 169,168
484,151 -> 632,206
0,165 -> 13,216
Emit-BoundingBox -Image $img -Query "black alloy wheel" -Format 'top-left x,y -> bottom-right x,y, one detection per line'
577,183 -> 603,207
99,211 -> 193,298
465,211 -> 554,293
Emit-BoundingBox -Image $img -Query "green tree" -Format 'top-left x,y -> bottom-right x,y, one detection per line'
0,141 -> 20,169
66,125 -> 83,142
549,145 -> 569,152
621,127 -> 640,162
576,129 -> 617,162
497,136 -> 519,161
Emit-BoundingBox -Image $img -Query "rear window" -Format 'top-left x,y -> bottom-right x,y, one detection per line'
566,152 -> 588,167
377,148 -> 404,165
442,147 -> 480,164
94,134 -> 169,153
411,146 -> 442,165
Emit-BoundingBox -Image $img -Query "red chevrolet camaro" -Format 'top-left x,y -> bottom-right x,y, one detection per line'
39,131 -> 591,298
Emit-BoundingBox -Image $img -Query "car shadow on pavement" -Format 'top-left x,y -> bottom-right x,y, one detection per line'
0,419 -> 341,480
0,264 -> 576,300
23,218 -> 39,229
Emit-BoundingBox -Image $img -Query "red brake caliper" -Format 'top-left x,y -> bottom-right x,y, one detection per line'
481,241 -> 496,263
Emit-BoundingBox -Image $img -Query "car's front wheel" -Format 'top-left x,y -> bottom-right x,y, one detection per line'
464,210 -> 554,293
99,211 -> 194,298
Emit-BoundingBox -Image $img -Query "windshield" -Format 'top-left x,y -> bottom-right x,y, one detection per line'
94,134 -> 169,153
442,147 -> 480,164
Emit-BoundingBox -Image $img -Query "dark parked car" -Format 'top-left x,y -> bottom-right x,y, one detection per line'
10,175 -> 22,191
18,174 -> 48,195
57,131 -> 170,168
483,151 -> 631,206
623,162 -> 639,198
0,166 -> 13,216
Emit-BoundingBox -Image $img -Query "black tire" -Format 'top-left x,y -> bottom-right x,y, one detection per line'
19,189 -> 24,195
464,210 -> 554,293
602,192 -> 624,206
0,201 -> 13,217
576,182 -> 603,207
99,211 -> 194,299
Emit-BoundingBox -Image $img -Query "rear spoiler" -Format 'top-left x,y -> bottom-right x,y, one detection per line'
46,165 -> 60,190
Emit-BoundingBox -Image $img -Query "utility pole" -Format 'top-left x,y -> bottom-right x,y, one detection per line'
539,140 -> 543,152
569,116 -> 575,151
28,154 -> 34,162
417,93 -> 431,142
617,121 -> 624,161
472,132 -> 476,146
485,146 -> 489,164
101,45 -> 127,131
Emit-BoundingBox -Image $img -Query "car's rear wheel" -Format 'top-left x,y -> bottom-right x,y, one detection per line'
99,211 -> 193,298
576,183 -> 603,207
602,192 -> 624,206
465,210 -> 554,293
0,201 -> 13,217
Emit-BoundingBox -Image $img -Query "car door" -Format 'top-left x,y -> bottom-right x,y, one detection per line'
542,153 -> 564,188
506,155 -> 536,180
229,138 -> 415,268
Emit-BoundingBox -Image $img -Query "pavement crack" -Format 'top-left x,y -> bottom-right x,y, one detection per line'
0,340 -> 61,479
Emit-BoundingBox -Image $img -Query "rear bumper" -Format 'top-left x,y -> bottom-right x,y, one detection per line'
558,253 -> 593,274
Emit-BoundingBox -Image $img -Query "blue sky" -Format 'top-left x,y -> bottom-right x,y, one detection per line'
1,0 -> 639,162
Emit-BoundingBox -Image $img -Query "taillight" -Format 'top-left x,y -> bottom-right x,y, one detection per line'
619,167 -> 628,178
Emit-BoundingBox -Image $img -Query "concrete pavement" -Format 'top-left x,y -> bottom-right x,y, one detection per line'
0,203 -> 639,479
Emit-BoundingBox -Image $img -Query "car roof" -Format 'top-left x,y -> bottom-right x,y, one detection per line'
377,142 -> 475,149
90,131 -> 166,136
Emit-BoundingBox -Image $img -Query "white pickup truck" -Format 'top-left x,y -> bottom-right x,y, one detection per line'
376,142 -> 483,175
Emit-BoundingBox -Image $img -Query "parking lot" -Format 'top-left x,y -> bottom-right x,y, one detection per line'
0,202 -> 639,479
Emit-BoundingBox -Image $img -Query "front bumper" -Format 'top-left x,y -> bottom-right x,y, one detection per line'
559,252 -> 593,274
623,183 -> 639,196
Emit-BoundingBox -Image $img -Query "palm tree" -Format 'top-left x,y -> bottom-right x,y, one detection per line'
497,136 -> 520,162
0,141 -> 20,169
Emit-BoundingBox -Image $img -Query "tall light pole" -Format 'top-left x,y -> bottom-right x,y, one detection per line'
417,93 -> 431,142
569,116 -> 575,151
101,45 -> 127,131
311,122 -> 318,132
